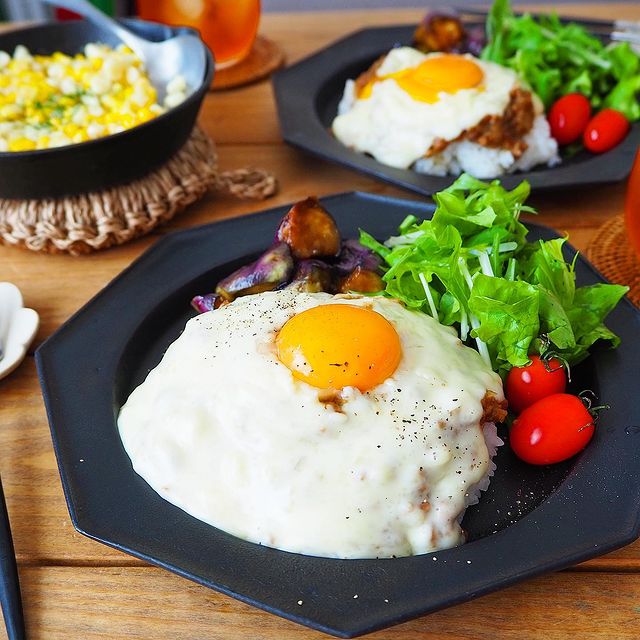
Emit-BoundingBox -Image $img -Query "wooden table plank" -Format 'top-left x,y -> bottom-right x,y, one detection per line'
10,566 -> 640,640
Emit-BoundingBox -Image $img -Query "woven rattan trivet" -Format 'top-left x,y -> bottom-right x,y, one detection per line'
0,127 -> 276,255
586,215 -> 640,307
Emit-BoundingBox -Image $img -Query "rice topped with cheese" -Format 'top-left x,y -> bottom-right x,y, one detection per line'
333,47 -> 560,179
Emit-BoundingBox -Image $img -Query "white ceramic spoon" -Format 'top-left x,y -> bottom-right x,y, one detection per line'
41,0 -> 208,100
0,283 -> 39,380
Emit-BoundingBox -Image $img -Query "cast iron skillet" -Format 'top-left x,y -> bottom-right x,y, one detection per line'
0,19 -> 213,200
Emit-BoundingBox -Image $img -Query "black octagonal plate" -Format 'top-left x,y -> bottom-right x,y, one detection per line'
37,192 -> 640,637
273,25 -> 640,196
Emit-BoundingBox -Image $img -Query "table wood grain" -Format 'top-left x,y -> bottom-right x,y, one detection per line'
1,5 -> 639,639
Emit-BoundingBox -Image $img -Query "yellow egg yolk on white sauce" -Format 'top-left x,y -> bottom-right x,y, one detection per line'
275,303 -> 402,391
118,290 -> 505,559
358,53 -> 484,103
331,47 -> 524,171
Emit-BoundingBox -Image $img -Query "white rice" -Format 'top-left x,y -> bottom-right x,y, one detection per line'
460,421 -> 504,520
337,78 -> 357,116
414,115 -> 560,178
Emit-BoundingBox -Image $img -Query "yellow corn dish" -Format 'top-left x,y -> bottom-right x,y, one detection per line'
0,43 -> 188,152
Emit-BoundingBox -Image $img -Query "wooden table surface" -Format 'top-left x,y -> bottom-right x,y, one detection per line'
1,4 -> 640,639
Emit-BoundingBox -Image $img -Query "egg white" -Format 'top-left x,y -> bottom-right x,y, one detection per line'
118,289 -> 504,559
332,47 -> 522,169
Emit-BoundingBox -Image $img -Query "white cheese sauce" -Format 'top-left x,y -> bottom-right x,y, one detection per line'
332,47 -> 520,170
118,290 -> 503,558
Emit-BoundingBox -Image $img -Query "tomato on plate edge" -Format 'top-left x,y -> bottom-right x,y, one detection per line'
583,108 -> 630,154
548,93 -> 591,145
505,354 -> 567,415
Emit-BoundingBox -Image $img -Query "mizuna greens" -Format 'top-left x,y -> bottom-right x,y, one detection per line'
481,0 -> 640,121
359,174 -> 628,376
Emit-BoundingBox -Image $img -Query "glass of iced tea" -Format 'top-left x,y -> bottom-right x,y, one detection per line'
624,147 -> 640,258
137,0 -> 261,69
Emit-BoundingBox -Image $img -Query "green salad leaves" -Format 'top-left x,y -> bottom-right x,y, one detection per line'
481,0 -> 640,120
360,174 -> 628,376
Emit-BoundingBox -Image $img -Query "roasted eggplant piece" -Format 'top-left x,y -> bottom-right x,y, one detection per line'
338,266 -> 385,294
465,25 -> 487,57
413,11 -> 466,53
276,196 -> 341,259
288,259 -> 334,293
193,198 -> 388,312
191,293 -> 226,313
334,238 -> 382,275
215,242 -> 294,302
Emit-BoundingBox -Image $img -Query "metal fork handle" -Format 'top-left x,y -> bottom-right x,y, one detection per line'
612,30 -> 640,44
615,20 -> 640,33
41,0 -> 145,53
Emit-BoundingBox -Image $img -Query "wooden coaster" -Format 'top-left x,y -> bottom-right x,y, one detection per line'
212,35 -> 284,90
586,215 -> 640,307
0,127 -> 277,255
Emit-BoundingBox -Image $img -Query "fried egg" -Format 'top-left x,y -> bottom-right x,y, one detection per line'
118,290 -> 504,559
332,47 -> 525,170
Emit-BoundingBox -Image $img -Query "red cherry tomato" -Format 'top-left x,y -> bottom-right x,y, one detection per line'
548,93 -> 591,145
505,355 -> 567,414
509,393 -> 595,465
583,109 -> 630,153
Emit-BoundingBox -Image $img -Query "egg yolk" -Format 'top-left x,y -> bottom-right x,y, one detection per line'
359,54 -> 484,103
275,304 -> 402,392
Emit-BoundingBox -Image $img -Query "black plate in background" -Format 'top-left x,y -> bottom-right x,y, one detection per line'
0,19 -> 213,199
37,192 -> 640,637
273,24 -> 640,196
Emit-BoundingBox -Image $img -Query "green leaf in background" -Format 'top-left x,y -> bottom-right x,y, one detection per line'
481,0 -> 640,119
607,43 -> 640,81
605,75 -> 640,121
521,238 -> 576,306
534,287 -> 576,350
358,230 -> 389,259
483,0 -> 512,63
565,283 -> 629,363
562,69 -> 593,97
469,275 -> 540,372
518,238 -> 579,352
435,173 -> 531,249
91,0 -> 114,15
432,191 -> 497,236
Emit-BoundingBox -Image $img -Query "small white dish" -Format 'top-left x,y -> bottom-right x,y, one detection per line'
0,282 -> 39,381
